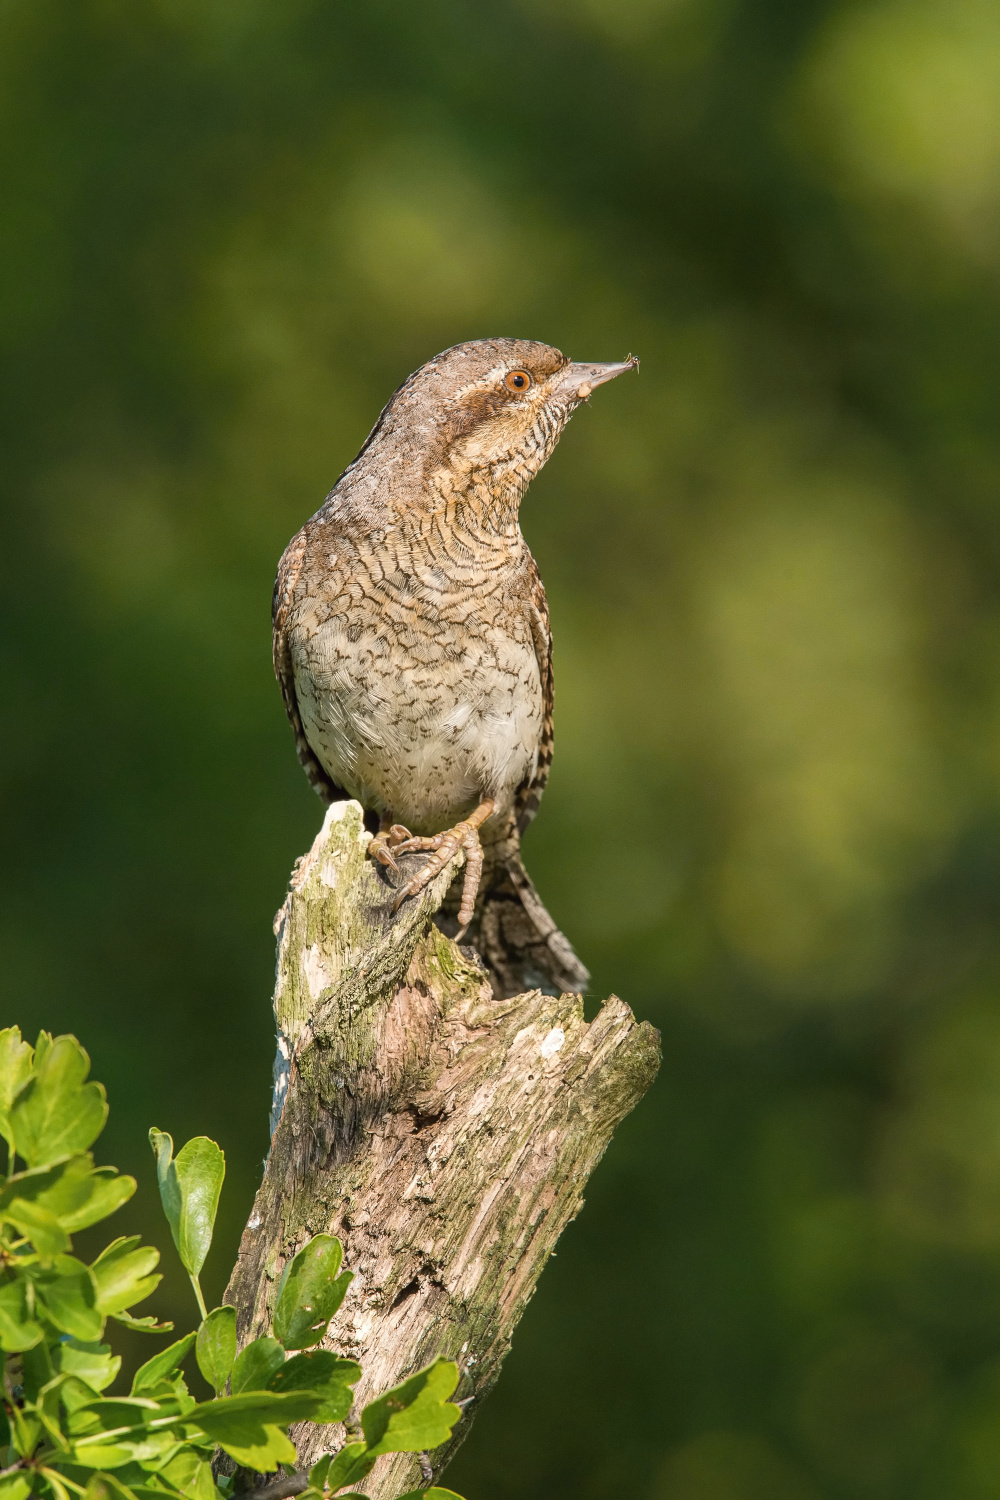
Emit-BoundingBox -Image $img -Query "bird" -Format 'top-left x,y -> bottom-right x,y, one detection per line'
272,338 -> 637,998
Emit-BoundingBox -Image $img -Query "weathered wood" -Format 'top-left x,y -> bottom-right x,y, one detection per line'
225,801 -> 660,1498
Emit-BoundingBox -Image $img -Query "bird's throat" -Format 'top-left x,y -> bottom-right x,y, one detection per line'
426,462 -> 525,545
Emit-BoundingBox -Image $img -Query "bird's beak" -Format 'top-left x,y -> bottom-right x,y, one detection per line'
559,354 -> 639,400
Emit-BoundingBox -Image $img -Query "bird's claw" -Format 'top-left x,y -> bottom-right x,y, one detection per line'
389,799 -> 495,929
369,823 -> 412,873
390,825 -> 471,912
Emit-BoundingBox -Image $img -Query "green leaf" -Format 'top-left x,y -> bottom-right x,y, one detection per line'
65,1395 -> 184,1467
189,1387 -> 326,1436
5,1387 -> 42,1456
186,1386 -> 327,1465
39,1474 -> 73,1500
361,1358 -> 460,1458
9,1036 -> 107,1168
158,1449 -> 217,1500
0,1025 -> 33,1152
67,1396 -> 163,1434
35,1370 -> 75,1451
132,1331 -> 197,1393
91,1236 -> 162,1314
83,1475 -> 139,1500
196,1305 -> 237,1394
64,1168 -> 137,1232
21,1338 -> 55,1398
69,1427 -> 183,1472
212,1423 -> 296,1472
0,1277 -> 44,1350
272,1235 -> 352,1350
111,1311 -> 174,1334
0,1474 -> 34,1500
0,1157 -> 135,1236
33,1254 -> 104,1340
314,1443 -> 374,1493
1,1197 -> 70,1257
53,1337 -> 122,1395
128,1376 -> 193,1410
229,1334 -> 286,1394
267,1349 -> 361,1423
308,1455 -> 333,1490
0,1273 -> 46,1352
395,1491 -> 466,1500
59,1373 -> 117,1415
148,1129 -> 181,1250
148,1131 -> 225,1279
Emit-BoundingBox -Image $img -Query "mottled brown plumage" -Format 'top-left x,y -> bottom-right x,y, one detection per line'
273,337 -> 636,996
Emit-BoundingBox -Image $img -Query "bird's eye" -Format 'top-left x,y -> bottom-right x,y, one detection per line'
505,370 -> 532,392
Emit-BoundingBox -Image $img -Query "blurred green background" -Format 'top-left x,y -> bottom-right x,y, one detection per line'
4,0 -> 1000,1495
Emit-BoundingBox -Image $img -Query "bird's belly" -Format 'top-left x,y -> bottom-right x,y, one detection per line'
291,615 -> 543,835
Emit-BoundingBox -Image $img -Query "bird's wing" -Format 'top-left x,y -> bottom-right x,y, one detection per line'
515,565 -> 554,836
272,530 -> 346,806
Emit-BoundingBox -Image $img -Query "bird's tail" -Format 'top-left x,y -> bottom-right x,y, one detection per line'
435,841 -> 590,999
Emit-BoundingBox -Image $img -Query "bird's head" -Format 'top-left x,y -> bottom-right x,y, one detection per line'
364,338 -> 638,507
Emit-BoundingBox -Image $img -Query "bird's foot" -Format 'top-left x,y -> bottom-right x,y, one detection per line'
369,821 -> 413,874
391,798 -> 496,937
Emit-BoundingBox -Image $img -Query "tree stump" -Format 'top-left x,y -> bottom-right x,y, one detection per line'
225,801 -> 660,1499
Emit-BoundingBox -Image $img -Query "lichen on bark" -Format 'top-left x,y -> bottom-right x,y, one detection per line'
226,801 -> 660,1499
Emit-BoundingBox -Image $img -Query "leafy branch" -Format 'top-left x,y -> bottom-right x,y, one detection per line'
0,1029 -> 465,1500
